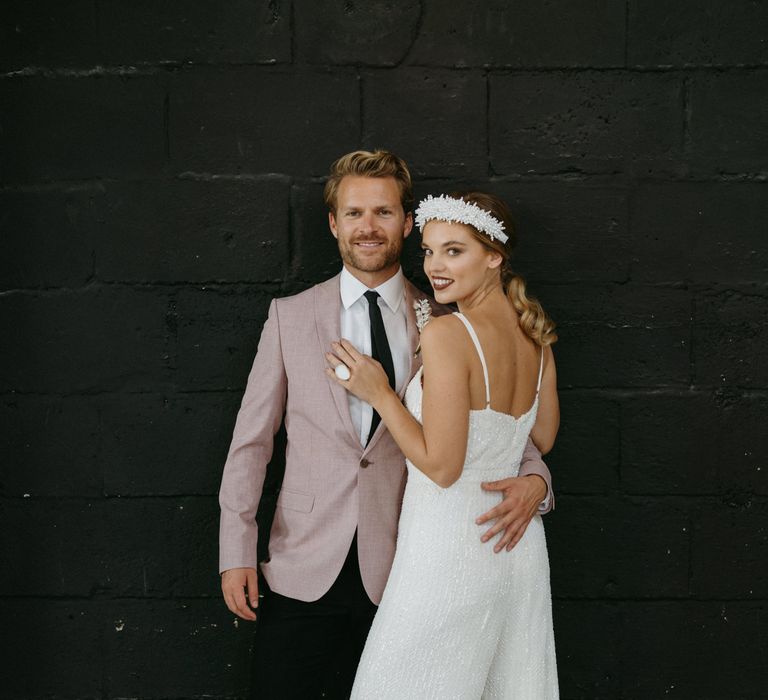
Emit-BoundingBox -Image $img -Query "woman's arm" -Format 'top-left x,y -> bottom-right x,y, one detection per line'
529,345 -> 559,455
326,316 -> 472,488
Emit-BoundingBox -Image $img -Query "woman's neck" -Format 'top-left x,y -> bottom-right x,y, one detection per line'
456,281 -> 506,314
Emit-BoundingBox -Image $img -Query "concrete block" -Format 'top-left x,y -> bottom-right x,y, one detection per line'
0,395 -> 101,497
0,75 -> 166,183
0,0 -> 99,71
631,182 -> 768,284
690,500 -> 768,598
553,601 -> 621,699
490,71 -> 683,176
100,392 -> 241,496
170,67 -> 360,176
621,602 -> 768,697
628,0 -> 768,67
548,496 -> 690,598
409,0 -> 625,68
174,286 -> 272,390
693,289 -> 768,388
99,0 -> 291,65
0,186 -> 101,290
0,599 -> 102,699
93,177 -> 290,283
103,598 -> 251,698
295,1 -> 420,65
548,392 -> 620,494
362,68 -> 487,178
0,287 -> 174,393
688,71 -> 768,175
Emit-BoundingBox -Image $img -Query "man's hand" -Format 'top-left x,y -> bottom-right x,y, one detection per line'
476,475 -> 548,553
221,567 -> 259,621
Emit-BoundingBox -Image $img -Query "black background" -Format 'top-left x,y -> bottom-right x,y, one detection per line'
1,2 -> 767,698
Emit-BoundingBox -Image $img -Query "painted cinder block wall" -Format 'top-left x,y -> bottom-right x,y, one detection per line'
1,2 -> 766,698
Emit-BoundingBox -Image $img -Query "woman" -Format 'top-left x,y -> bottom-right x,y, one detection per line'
326,192 -> 560,698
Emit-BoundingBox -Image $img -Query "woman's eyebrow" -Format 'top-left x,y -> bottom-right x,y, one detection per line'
421,240 -> 467,248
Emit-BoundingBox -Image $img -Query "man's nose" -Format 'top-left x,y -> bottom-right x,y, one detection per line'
358,211 -> 376,232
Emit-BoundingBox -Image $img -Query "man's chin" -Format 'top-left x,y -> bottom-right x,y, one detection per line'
343,253 -> 400,274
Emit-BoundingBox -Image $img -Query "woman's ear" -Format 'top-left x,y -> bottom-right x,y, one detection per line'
487,250 -> 503,270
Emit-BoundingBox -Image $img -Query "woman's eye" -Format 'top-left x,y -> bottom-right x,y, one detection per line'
422,249 -> 432,256
448,248 -> 460,255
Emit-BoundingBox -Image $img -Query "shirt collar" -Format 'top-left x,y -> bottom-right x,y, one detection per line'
340,266 -> 405,313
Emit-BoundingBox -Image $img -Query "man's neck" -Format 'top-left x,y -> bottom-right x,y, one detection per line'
343,264 -> 401,290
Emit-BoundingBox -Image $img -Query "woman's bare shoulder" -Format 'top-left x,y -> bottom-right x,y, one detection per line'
420,313 -> 465,344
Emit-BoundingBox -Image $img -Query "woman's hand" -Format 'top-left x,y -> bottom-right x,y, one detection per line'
325,339 -> 392,406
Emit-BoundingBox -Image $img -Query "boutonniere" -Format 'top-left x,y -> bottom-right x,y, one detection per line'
413,298 -> 432,357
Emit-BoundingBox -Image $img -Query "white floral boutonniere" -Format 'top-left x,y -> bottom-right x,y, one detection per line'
413,298 -> 432,357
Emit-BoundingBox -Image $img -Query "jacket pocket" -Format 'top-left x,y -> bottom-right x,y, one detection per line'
276,488 -> 315,513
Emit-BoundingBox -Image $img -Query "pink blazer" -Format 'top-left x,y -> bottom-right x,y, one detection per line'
218,273 -> 553,604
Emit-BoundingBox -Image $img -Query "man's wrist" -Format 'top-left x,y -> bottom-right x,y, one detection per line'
524,474 -> 548,502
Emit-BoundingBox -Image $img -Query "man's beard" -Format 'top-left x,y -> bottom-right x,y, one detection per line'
338,236 -> 403,273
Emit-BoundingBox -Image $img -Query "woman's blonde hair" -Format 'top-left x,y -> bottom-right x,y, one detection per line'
324,149 -> 414,214
449,191 -> 557,347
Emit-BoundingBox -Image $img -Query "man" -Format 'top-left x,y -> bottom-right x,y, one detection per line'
219,150 -> 553,699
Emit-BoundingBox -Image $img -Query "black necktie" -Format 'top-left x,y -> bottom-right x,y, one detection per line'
364,290 -> 396,443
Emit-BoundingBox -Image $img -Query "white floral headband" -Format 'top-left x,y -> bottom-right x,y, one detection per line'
414,194 -> 508,244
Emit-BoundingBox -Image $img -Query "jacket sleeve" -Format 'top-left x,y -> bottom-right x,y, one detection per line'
218,299 -> 288,573
517,437 -> 555,514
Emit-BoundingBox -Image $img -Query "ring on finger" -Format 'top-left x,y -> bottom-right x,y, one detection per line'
334,363 -> 351,380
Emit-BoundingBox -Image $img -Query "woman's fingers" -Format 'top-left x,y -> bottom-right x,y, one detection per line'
339,338 -> 364,362
325,352 -> 345,370
331,341 -> 357,367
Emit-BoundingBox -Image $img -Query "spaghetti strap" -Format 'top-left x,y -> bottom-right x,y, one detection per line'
453,312 -> 491,407
536,346 -> 545,393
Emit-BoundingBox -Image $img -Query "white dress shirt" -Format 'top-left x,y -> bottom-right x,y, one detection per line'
340,266 -> 410,445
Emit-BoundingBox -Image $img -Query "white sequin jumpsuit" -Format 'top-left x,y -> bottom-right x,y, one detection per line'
351,313 -> 559,699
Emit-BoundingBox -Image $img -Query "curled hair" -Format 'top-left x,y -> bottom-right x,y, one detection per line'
324,149 -> 414,214
449,191 -> 557,347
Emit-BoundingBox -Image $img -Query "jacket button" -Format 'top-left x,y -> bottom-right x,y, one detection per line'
360,458 -> 371,469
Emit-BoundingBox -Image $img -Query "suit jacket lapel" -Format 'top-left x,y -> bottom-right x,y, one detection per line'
364,278 -> 429,455
404,279 -> 425,380
314,274 -> 361,447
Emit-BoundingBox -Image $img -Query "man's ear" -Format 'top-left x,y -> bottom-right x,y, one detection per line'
403,211 -> 414,239
328,211 -> 339,239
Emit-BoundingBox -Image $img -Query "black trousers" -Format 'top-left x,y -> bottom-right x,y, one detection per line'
249,536 -> 378,700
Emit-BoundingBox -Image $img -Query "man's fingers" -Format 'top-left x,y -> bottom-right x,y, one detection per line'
223,590 -> 236,615
480,478 -> 511,493
245,569 -> 259,608
476,502 -> 505,525
506,520 -> 531,551
222,578 -> 257,621
480,515 -> 511,543
232,586 -> 257,621
496,520 -> 523,553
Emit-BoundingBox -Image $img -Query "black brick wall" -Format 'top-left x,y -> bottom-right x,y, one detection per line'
1,2 -> 766,698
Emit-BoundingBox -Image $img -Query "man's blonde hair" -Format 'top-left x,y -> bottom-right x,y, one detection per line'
324,149 -> 414,214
